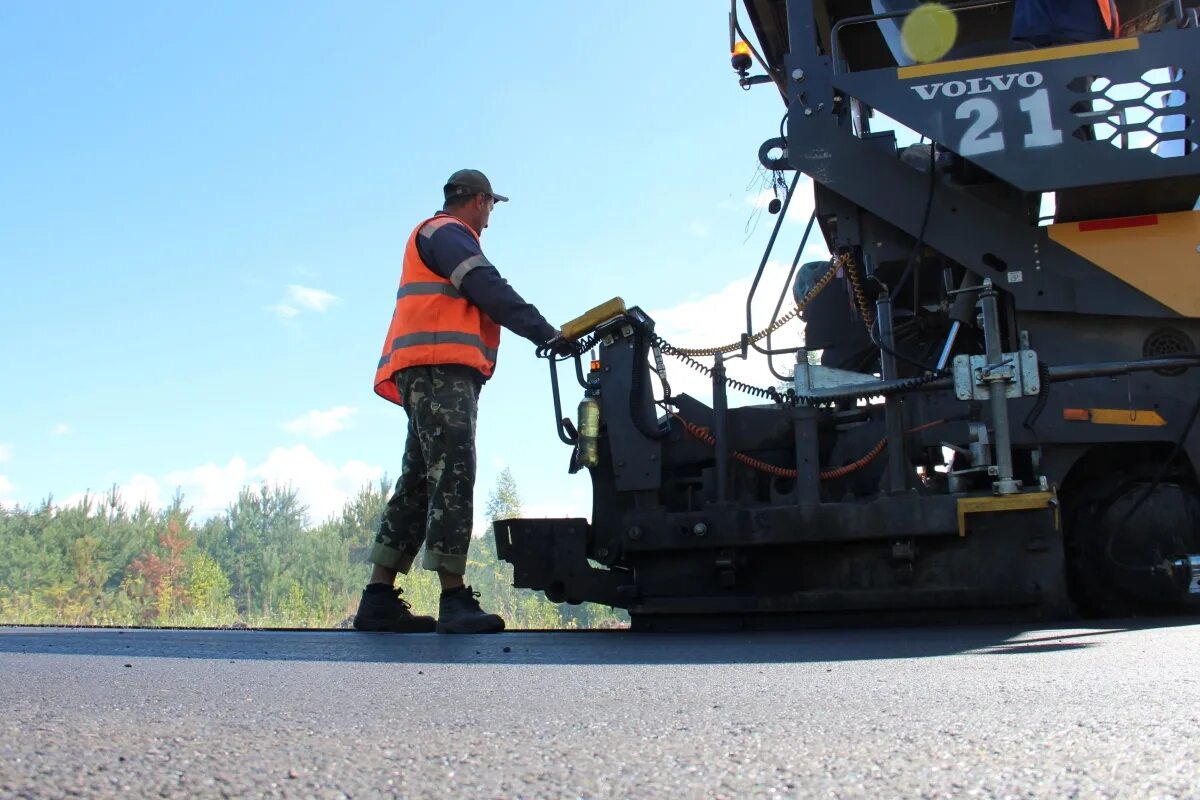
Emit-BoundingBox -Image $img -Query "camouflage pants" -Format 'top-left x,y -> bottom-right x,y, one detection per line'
370,364 -> 481,576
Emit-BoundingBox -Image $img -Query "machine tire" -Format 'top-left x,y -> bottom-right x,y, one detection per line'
1064,465 -> 1200,617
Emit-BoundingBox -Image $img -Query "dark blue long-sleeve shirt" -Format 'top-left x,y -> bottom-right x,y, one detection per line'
415,212 -> 557,346
1011,0 -> 1109,46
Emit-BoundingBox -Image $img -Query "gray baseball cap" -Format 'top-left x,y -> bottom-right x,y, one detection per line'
443,169 -> 509,203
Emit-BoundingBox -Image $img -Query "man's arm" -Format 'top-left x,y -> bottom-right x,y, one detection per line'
457,267 -> 557,344
418,218 -> 557,344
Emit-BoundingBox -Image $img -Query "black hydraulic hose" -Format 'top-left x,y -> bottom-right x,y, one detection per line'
862,272 -> 939,373
869,314 -> 939,373
1047,355 -> 1200,381
913,143 -> 936,314
572,351 -> 589,390
546,355 -> 576,445
1022,360 -> 1053,449
889,142 -> 937,309
837,320 -> 921,373
629,323 -> 673,441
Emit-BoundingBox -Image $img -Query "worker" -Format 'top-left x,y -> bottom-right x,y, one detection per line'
1011,0 -> 1119,47
355,169 -> 571,634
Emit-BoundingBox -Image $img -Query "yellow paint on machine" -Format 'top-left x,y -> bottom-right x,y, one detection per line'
957,491 -> 1058,537
1064,408 -> 1168,427
897,38 -> 1138,80
560,297 -> 627,342
1048,211 -> 1200,317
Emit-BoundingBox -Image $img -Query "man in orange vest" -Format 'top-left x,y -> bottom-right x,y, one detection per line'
355,169 -> 570,634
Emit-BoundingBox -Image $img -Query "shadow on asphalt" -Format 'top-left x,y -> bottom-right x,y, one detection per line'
1,619 -> 1195,665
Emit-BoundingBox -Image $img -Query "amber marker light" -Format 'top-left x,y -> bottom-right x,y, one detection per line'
731,40 -> 752,74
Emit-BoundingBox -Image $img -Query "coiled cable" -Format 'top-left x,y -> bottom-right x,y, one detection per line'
672,414 -> 953,481
671,412 -> 888,481
666,253 -> 846,359
845,254 -> 875,330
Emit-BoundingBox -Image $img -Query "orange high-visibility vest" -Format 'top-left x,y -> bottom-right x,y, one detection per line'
1096,0 -> 1120,37
373,215 -> 501,406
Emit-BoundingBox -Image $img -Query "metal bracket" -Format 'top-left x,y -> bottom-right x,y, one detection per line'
758,137 -> 789,170
956,490 -> 1058,537
794,362 -> 881,392
953,350 -> 1040,401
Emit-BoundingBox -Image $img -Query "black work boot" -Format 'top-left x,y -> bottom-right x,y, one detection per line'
436,586 -> 505,634
353,584 -> 436,633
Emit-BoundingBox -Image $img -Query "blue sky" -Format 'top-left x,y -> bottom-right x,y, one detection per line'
0,1 -> 833,530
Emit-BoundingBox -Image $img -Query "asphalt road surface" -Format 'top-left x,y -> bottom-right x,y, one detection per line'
1,621 -> 1198,799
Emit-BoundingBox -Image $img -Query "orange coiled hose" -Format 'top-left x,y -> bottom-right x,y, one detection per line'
671,413 -> 887,481
817,438 -> 887,480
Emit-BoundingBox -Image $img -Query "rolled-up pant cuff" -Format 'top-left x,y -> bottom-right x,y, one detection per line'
369,543 -> 417,575
421,550 -> 467,576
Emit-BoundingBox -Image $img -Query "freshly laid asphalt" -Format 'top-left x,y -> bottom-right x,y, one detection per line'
1,621 -> 1198,799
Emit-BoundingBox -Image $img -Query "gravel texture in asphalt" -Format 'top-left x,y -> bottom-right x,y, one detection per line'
1,622 -> 1198,798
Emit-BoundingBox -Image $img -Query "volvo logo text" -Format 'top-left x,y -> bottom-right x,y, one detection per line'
910,71 -> 1044,101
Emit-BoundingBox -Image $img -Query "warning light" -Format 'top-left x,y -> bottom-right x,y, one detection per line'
590,359 -> 602,372
731,40 -> 753,75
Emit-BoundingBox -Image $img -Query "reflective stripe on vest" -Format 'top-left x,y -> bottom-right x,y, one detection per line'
419,216 -> 462,238
449,254 -> 492,289
396,281 -> 463,300
377,331 -> 499,370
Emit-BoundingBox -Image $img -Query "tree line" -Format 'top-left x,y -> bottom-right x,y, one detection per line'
0,468 -> 627,629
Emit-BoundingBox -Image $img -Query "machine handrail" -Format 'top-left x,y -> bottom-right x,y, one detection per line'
829,0 -> 1012,74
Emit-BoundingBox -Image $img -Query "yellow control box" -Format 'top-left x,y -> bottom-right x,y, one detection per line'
560,297 -> 627,342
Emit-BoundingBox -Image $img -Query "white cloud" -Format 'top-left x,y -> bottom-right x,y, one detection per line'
266,304 -> 301,318
689,220 -> 710,238
255,446 -> 383,523
52,423 -> 70,436
110,473 -> 163,509
0,444 -> 10,463
74,448 -> 384,524
285,284 -> 339,312
164,458 -> 251,517
0,475 -> 13,500
266,285 -> 339,319
283,406 -> 357,439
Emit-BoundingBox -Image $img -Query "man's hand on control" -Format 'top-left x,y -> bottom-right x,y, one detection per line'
544,332 -> 577,357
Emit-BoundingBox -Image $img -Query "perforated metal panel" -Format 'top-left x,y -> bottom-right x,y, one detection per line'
1070,68 -> 1195,158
